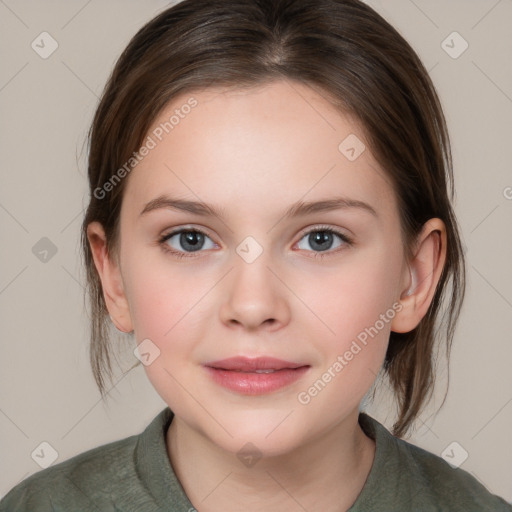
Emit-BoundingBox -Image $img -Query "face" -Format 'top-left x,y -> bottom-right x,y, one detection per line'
116,80 -> 408,456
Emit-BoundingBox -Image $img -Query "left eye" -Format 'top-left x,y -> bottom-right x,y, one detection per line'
296,228 -> 350,253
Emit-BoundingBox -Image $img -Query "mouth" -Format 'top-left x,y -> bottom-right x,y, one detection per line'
206,356 -> 306,371
203,356 -> 310,395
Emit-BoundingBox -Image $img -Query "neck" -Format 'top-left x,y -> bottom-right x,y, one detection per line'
166,410 -> 375,512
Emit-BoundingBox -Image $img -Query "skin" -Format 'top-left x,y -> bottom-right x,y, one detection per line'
88,80 -> 447,511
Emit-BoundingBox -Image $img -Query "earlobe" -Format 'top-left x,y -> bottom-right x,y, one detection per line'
87,222 -> 133,333
391,218 -> 447,334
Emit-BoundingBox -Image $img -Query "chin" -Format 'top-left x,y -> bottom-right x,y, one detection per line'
201,406 -> 309,458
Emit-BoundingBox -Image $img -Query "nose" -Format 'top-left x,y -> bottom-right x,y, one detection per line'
219,254 -> 291,332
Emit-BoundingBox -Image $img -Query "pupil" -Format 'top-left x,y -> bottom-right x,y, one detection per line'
310,231 -> 332,251
181,231 -> 204,252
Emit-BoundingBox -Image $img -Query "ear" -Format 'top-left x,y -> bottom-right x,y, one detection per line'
86,221 -> 133,333
391,218 -> 447,333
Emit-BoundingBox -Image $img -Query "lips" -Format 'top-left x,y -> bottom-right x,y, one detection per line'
203,356 -> 310,395
205,356 -> 306,372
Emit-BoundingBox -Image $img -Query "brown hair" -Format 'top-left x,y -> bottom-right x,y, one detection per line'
81,0 -> 466,436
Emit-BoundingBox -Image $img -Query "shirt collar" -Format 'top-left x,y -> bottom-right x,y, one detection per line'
134,407 -> 194,510
131,407 -> 396,511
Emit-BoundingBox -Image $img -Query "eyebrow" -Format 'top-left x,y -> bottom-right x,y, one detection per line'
139,194 -> 378,220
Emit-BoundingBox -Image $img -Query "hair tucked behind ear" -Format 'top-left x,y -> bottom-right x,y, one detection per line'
81,0 -> 465,436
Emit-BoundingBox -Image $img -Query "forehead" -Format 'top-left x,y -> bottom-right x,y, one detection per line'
122,80 -> 396,222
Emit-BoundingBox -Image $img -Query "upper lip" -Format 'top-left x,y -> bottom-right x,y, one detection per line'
205,356 -> 308,371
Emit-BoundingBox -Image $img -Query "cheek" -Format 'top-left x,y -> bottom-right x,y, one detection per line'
121,250 -> 220,375
128,277 -> 179,340
313,249 -> 402,345
121,257 -> 212,406
300,247 -> 403,401
126,261 -> 204,341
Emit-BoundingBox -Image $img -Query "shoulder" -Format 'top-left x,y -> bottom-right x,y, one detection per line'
398,436 -> 511,510
0,433 -> 139,512
357,413 -> 512,512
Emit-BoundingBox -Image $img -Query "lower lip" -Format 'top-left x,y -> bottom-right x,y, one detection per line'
204,366 -> 310,395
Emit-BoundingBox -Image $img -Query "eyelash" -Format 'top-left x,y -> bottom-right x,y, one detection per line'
157,225 -> 353,260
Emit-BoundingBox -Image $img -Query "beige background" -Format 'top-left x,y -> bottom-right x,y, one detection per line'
1,0 -> 511,504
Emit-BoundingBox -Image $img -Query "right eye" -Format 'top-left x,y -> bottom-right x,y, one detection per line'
158,228 -> 217,258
